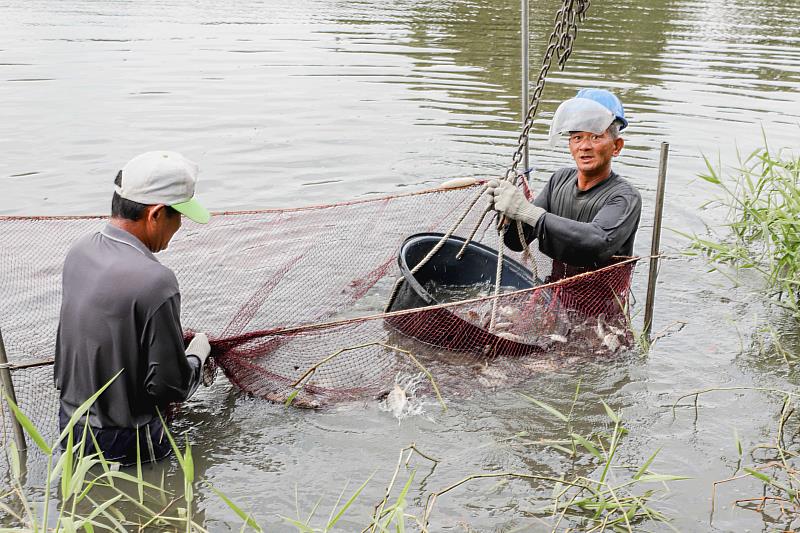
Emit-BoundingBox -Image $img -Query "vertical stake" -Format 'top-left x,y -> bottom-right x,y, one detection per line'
644,142 -> 670,339
521,0 -> 530,176
0,327 -> 28,454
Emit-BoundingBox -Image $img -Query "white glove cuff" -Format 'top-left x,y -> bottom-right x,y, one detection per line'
515,202 -> 545,227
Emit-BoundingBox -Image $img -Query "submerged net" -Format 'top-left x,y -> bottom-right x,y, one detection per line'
0,183 -> 637,455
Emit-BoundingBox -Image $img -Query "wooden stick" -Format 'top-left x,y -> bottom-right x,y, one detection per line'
644,142 -> 670,338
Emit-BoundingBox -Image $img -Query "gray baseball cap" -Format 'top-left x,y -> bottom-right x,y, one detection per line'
118,151 -> 211,224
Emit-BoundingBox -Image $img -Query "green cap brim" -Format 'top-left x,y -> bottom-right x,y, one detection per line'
171,197 -> 211,224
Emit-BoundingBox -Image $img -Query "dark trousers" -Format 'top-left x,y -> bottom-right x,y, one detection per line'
58,406 -> 173,467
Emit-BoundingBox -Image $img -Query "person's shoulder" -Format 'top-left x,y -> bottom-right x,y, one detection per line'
551,167 -> 578,182
612,173 -> 641,197
122,260 -> 180,315
66,230 -> 99,253
545,167 -> 578,192
63,230 -> 103,266
608,173 -> 642,207
141,260 -> 179,293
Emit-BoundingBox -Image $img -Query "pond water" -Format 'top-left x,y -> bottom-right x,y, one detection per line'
2,0 -> 800,530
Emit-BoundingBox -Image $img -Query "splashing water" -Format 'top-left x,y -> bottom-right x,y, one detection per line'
378,372 -> 428,422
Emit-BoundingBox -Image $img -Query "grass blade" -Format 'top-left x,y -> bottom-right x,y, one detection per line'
519,393 -> 568,422
206,482 -> 263,532
4,394 -> 51,455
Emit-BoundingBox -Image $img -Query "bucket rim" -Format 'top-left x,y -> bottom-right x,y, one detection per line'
396,232 -> 536,306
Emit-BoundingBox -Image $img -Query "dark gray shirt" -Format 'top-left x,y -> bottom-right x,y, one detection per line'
505,168 -> 641,268
54,223 -> 200,429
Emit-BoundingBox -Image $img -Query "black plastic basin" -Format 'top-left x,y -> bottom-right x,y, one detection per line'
385,233 -> 547,355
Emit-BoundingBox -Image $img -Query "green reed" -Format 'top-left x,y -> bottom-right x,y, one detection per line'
685,142 -> 800,315
0,375 -> 261,532
509,385 -> 688,532
2,379 -> 686,532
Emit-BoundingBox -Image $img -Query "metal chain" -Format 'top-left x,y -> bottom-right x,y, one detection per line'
488,0 -> 591,333
383,0 -> 592,333
504,0 -> 590,184
470,0 -> 590,251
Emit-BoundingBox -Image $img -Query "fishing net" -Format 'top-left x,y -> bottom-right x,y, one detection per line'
0,183 -> 637,468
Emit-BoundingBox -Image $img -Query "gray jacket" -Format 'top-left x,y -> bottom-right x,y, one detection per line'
54,223 -> 200,429
505,168 -> 641,268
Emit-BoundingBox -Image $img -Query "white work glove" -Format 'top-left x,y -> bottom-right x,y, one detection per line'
485,179 -> 545,227
185,332 -> 211,368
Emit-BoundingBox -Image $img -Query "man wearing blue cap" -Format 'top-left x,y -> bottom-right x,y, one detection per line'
55,151 -> 213,465
486,88 -> 641,273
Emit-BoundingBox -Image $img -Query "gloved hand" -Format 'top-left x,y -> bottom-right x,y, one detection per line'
485,179 -> 545,227
185,332 -> 211,368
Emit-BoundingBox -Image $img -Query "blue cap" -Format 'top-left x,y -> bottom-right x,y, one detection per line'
575,88 -> 628,130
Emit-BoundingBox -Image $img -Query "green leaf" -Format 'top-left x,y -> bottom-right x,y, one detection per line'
600,400 -> 620,424
206,482 -> 263,532
277,515 -> 316,532
734,429 -> 742,457
103,470 -> 163,492
699,173 -> 721,185
69,456 -> 103,498
184,436 -> 195,485
78,494 -> 122,526
4,394 -> 51,455
326,473 -> 374,528
57,371 -> 123,446
546,443 -> 576,455
60,516 -> 78,533
519,393 -> 568,422
570,433 -> 603,461
62,428 -> 75,500
634,447 -> 661,480
744,467 -> 776,485
7,440 -> 21,480
285,389 -> 300,407
636,474 -> 690,483
157,410 -> 186,473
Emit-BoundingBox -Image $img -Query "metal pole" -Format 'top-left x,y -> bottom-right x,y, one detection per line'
521,0 -> 530,176
643,142 -> 670,338
0,327 -> 27,453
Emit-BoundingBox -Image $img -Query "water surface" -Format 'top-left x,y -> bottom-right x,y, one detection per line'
2,0 -> 800,530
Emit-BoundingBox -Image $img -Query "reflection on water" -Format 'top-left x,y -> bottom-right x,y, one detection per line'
2,0 -> 800,530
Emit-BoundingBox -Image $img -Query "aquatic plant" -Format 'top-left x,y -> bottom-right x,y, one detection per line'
1,378 -> 684,532
0,376 -> 262,532
685,142 -> 800,316
505,384 -> 688,531
674,386 -> 800,528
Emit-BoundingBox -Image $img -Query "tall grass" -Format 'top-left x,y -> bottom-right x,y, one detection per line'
1,376 -> 261,532
2,379 -> 684,532
685,143 -> 800,315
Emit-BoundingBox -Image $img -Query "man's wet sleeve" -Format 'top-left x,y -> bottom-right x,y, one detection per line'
503,178 -> 552,251
533,192 -> 641,267
142,294 -> 201,406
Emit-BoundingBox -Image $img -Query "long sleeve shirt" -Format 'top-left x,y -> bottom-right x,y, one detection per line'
504,168 -> 641,268
55,223 -> 200,429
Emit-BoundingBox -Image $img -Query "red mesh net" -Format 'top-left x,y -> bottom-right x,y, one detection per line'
0,183 -> 637,412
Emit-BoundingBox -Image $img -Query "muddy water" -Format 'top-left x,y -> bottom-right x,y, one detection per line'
2,0 -> 800,530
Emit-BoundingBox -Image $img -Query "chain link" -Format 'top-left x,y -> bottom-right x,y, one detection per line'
505,0 -> 591,182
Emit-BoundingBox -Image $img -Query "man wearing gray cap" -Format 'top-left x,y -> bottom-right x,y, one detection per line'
55,151 -> 212,465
